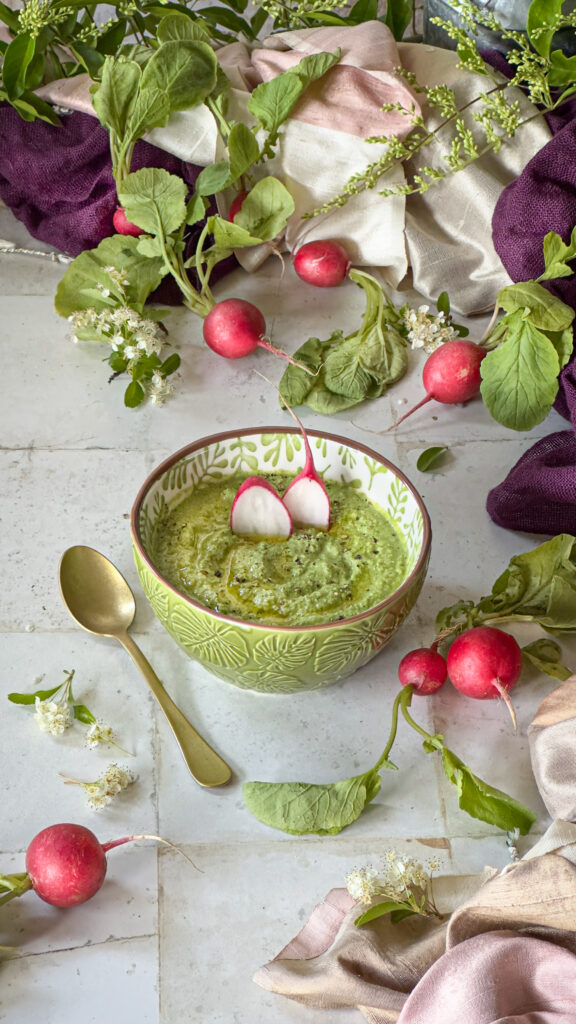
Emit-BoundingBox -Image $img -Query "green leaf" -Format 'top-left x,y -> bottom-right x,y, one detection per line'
118,167 -> 188,237
323,269 -> 407,400
128,40 -> 217,141
7,685 -> 61,704
440,747 -> 536,834
522,638 -> 573,681
196,160 -> 232,197
160,352 -> 181,375
186,192 -> 207,227
2,33 -> 35,99
249,70 -> 310,134
355,899 -> 415,927
67,40 -> 105,77
55,234 -> 165,318
92,56 -> 141,138
124,380 -> 145,407
436,290 -> 450,316
10,90 -> 61,125
96,18 -> 128,55
548,49 -> 576,88
156,12 -> 210,41
232,175 -> 295,242
243,768 -> 381,835
540,228 -> 576,281
526,0 -> 561,56
545,325 -> 574,369
417,446 -> 448,472
279,336 -> 333,408
72,704 -> 96,724
0,1 -> 20,32
346,0 -> 378,24
480,313 -> 560,430
383,0 -> 413,39
497,281 -> 574,332
228,122 -> 260,182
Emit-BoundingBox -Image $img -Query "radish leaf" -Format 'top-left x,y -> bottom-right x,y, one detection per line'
243,769 -> 381,835
417,446 -> 448,472
522,638 -> 573,680
480,313 -> 561,431
439,747 -> 536,834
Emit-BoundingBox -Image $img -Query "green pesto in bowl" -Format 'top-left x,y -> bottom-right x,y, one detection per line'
149,472 -> 408,627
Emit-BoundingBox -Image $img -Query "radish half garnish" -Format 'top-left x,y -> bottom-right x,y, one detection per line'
230,477 -> 293,538
281,408 -> 330,530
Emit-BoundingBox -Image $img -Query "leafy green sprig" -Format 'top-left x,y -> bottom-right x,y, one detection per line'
243,680 -> 536,837
307,0 -> 576,216
479,229 -> 576,431
243,533 -> 576,839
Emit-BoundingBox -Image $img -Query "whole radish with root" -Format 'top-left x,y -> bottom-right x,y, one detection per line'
390,340 -> 486,430
446,626 -> 523,731
202,298 -> 313,373
0,823 -> 197,909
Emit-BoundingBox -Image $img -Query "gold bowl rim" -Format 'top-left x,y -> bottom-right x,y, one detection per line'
130,425 -> 432,634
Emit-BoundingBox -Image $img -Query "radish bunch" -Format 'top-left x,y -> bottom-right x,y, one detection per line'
397,625 -> 522,730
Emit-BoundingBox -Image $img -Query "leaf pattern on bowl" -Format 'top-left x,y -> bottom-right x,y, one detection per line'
169,608 -> 250,667
313,611 -> 401,677
262,433 -> 303,466
252,633 -> 316,667
238,667 -> 315,693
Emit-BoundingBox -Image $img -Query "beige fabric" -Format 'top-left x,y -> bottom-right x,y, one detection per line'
528,674 -> 576,821
254,857 -> 576,1023
399,42 -> 552,314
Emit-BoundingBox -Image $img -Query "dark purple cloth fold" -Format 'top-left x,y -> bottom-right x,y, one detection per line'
0,103 -> 236,302
488,100 -> 576,535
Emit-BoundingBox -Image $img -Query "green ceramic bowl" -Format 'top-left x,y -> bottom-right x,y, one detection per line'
130,427 -> 431,694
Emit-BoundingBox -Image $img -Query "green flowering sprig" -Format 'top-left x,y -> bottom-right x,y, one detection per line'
308,0 -> 576,215
7,669 -> 131,753
346,851 -> 442,926
68,264 -> 180,408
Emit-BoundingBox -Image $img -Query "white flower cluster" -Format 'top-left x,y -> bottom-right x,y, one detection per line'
403,305 -> 459,353
34,695 -> 73,736
85,721 -> 115,749
82,764 -> 137,809
346,850 -> 441,908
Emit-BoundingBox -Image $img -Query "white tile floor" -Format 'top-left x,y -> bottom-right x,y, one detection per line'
1,202 -> 572,1023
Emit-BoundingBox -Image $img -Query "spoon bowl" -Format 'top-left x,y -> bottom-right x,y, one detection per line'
59,545 -> 232,788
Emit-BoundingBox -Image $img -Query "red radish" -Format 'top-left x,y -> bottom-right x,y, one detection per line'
446,625 -> 523,731
230,477 -> 293,538
112,206 -> 143,237
227,190 -> 248,222
281,412 -> 330,530
293,240 -> 351,287
398,647 -> 447,696
390,340 -> 486,430
25,823 -> 170,908
202,298 -> 309,370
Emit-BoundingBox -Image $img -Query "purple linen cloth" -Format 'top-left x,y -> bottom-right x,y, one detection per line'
487,102 -> 576,534
0,104 -> 236,301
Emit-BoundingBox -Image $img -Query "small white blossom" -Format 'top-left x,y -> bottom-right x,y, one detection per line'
402,306 -> 459,353
84,721 -> 115,749
345,866 -> 379,904
63,763 -> 137,809
34,696 -> 73,735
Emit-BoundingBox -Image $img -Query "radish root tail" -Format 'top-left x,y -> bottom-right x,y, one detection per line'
492,678 -> 518,734
387,394 -> 433,432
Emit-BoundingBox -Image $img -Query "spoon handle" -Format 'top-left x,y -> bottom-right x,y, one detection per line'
117,631 -> 232,788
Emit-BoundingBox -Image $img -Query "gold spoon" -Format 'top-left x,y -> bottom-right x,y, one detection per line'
58,545 -> 232,788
